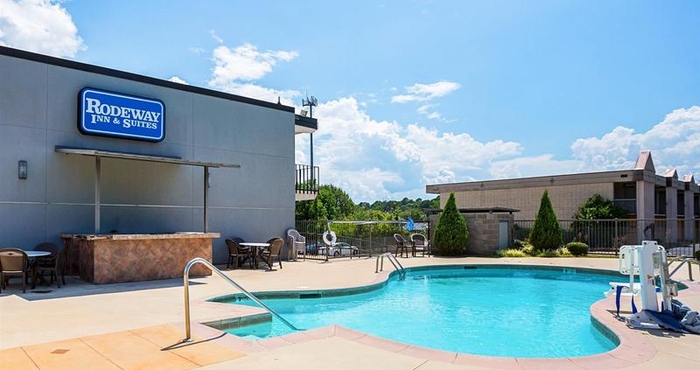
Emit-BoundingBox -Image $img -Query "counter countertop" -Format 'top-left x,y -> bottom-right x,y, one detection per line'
60,232 -> 221,241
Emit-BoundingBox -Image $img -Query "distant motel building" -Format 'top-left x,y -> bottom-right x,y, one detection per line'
426,151 -> 700,246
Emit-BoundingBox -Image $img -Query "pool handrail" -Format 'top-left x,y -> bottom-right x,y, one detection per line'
668,256 -> 695,281
181,257 -> 302,342
375,252 -> 406,280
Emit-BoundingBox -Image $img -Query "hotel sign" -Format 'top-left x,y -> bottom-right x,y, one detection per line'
79,88 -> 165,142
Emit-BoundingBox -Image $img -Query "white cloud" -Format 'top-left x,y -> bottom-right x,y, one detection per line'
571,106 -> 700,177
417,104 -> 445,121
212,80 -> 299,106
210,43 -> 298,84
0,0 -> 84,57
207,42 -> 300,104
168,76 -> 189,85
391,81 -> 460,103
301,97 -> 522,202
209,30 -> 223,44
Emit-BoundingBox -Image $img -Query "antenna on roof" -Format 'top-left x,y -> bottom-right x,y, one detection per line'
302,95 -> 318,118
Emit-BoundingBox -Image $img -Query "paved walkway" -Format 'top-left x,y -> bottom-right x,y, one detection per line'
1,256 -> 699,370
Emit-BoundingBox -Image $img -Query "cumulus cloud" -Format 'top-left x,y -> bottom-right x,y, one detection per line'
571,106 -> 700,177
207,42 -> 300,104
210,43 -> 298,83
0,0 -> 84,57
302,97 -> 522,202
391,81 -> 460,103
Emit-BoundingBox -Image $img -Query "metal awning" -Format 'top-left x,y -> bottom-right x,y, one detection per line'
55,145 -> 240,234
55,146 -> 240,168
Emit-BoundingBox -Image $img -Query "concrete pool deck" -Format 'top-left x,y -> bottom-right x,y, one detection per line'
1,256 -> 699,370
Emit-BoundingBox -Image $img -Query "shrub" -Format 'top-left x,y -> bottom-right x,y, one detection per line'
566,241 -> 589,256
529,190 -> 563,252
694,249 -> 700,260
555,246 -> 572,257
433,193 -> 469,256
512,239 -> 529,249
536,249 -> 560,258
496,249 -> 529,257
521,244 -> 535,256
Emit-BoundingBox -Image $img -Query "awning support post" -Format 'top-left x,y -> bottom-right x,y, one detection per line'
204,166 -> 209,232
95,156 -> 101,234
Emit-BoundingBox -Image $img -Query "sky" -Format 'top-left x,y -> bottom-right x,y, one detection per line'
1,0 -> 699,203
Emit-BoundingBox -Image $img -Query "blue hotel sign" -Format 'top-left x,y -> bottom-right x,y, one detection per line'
79,88 -> 165,142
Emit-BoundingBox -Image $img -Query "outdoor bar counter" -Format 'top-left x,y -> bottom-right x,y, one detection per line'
61,233 -> 219,284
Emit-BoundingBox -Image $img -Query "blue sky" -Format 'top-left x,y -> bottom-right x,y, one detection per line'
2,0 -> 699,203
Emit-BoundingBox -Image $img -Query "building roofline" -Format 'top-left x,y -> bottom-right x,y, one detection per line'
0,46 -> 295,113
426,168 -> 645,194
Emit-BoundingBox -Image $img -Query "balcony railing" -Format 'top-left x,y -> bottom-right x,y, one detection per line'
612,199 -> 636,214
295,164 -> 319,195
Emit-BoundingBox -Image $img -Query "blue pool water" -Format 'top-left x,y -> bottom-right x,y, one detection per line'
222,266 -> 624,358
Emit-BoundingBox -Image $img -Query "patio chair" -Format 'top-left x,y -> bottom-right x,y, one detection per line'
33,242 -> 66,288
226,238 -> 252,269
286,229 -> 306,261
0,248 -> 30,293
393,234 -> 409,258
410,233 -> 429,257
260,237 -> 284,270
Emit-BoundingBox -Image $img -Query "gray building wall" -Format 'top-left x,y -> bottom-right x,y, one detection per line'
0,48 -> 296,264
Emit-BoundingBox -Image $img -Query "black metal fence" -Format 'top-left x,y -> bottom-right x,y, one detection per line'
294,220 -> 420,260
295,164 -> 319,195
295,218 -> 699,259
514,218 -> 700,256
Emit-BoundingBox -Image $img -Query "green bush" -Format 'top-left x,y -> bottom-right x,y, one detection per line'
529,190 -> 563,252
694,249 -> 700,260
555,246 -> 572,257
521,244 -> 535,256
566,241 -> 589,256
496,249 -> 529,257
433,193 -> 469,256
512,239 -> 529,249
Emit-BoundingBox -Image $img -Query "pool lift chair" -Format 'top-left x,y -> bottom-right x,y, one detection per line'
609,240 -> 699,333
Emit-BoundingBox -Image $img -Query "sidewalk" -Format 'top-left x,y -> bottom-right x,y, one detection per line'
1,257 -> 699,370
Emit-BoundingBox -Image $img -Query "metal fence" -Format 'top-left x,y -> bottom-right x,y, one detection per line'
294,220 -> 418,260
296,218 -> 699,259
514,218 -> 700,256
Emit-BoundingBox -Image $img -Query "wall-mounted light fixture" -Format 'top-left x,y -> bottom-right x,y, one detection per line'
18,160 -> 28,180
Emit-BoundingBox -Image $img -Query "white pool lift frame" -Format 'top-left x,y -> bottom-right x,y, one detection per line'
614,240 -> 679,329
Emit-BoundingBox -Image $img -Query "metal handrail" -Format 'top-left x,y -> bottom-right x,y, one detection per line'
668,257 -> 695,281
375,252 -> 406,280
181,257 -> 301,342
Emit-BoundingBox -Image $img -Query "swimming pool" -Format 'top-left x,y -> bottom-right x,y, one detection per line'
217,265 -> 624,358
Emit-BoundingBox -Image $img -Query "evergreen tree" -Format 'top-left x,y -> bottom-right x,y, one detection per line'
529,190 -> 563,251
433,193 -> 469,256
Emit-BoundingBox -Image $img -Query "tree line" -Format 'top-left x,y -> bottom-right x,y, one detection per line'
295,184 -> 440,221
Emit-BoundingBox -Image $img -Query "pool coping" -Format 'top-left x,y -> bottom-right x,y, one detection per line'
188,263 -> 695,369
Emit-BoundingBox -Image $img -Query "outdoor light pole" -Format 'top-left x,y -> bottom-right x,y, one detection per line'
302,95 -> 318,193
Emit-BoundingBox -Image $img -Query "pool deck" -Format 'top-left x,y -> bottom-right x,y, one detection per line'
1,256 -> 699,370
